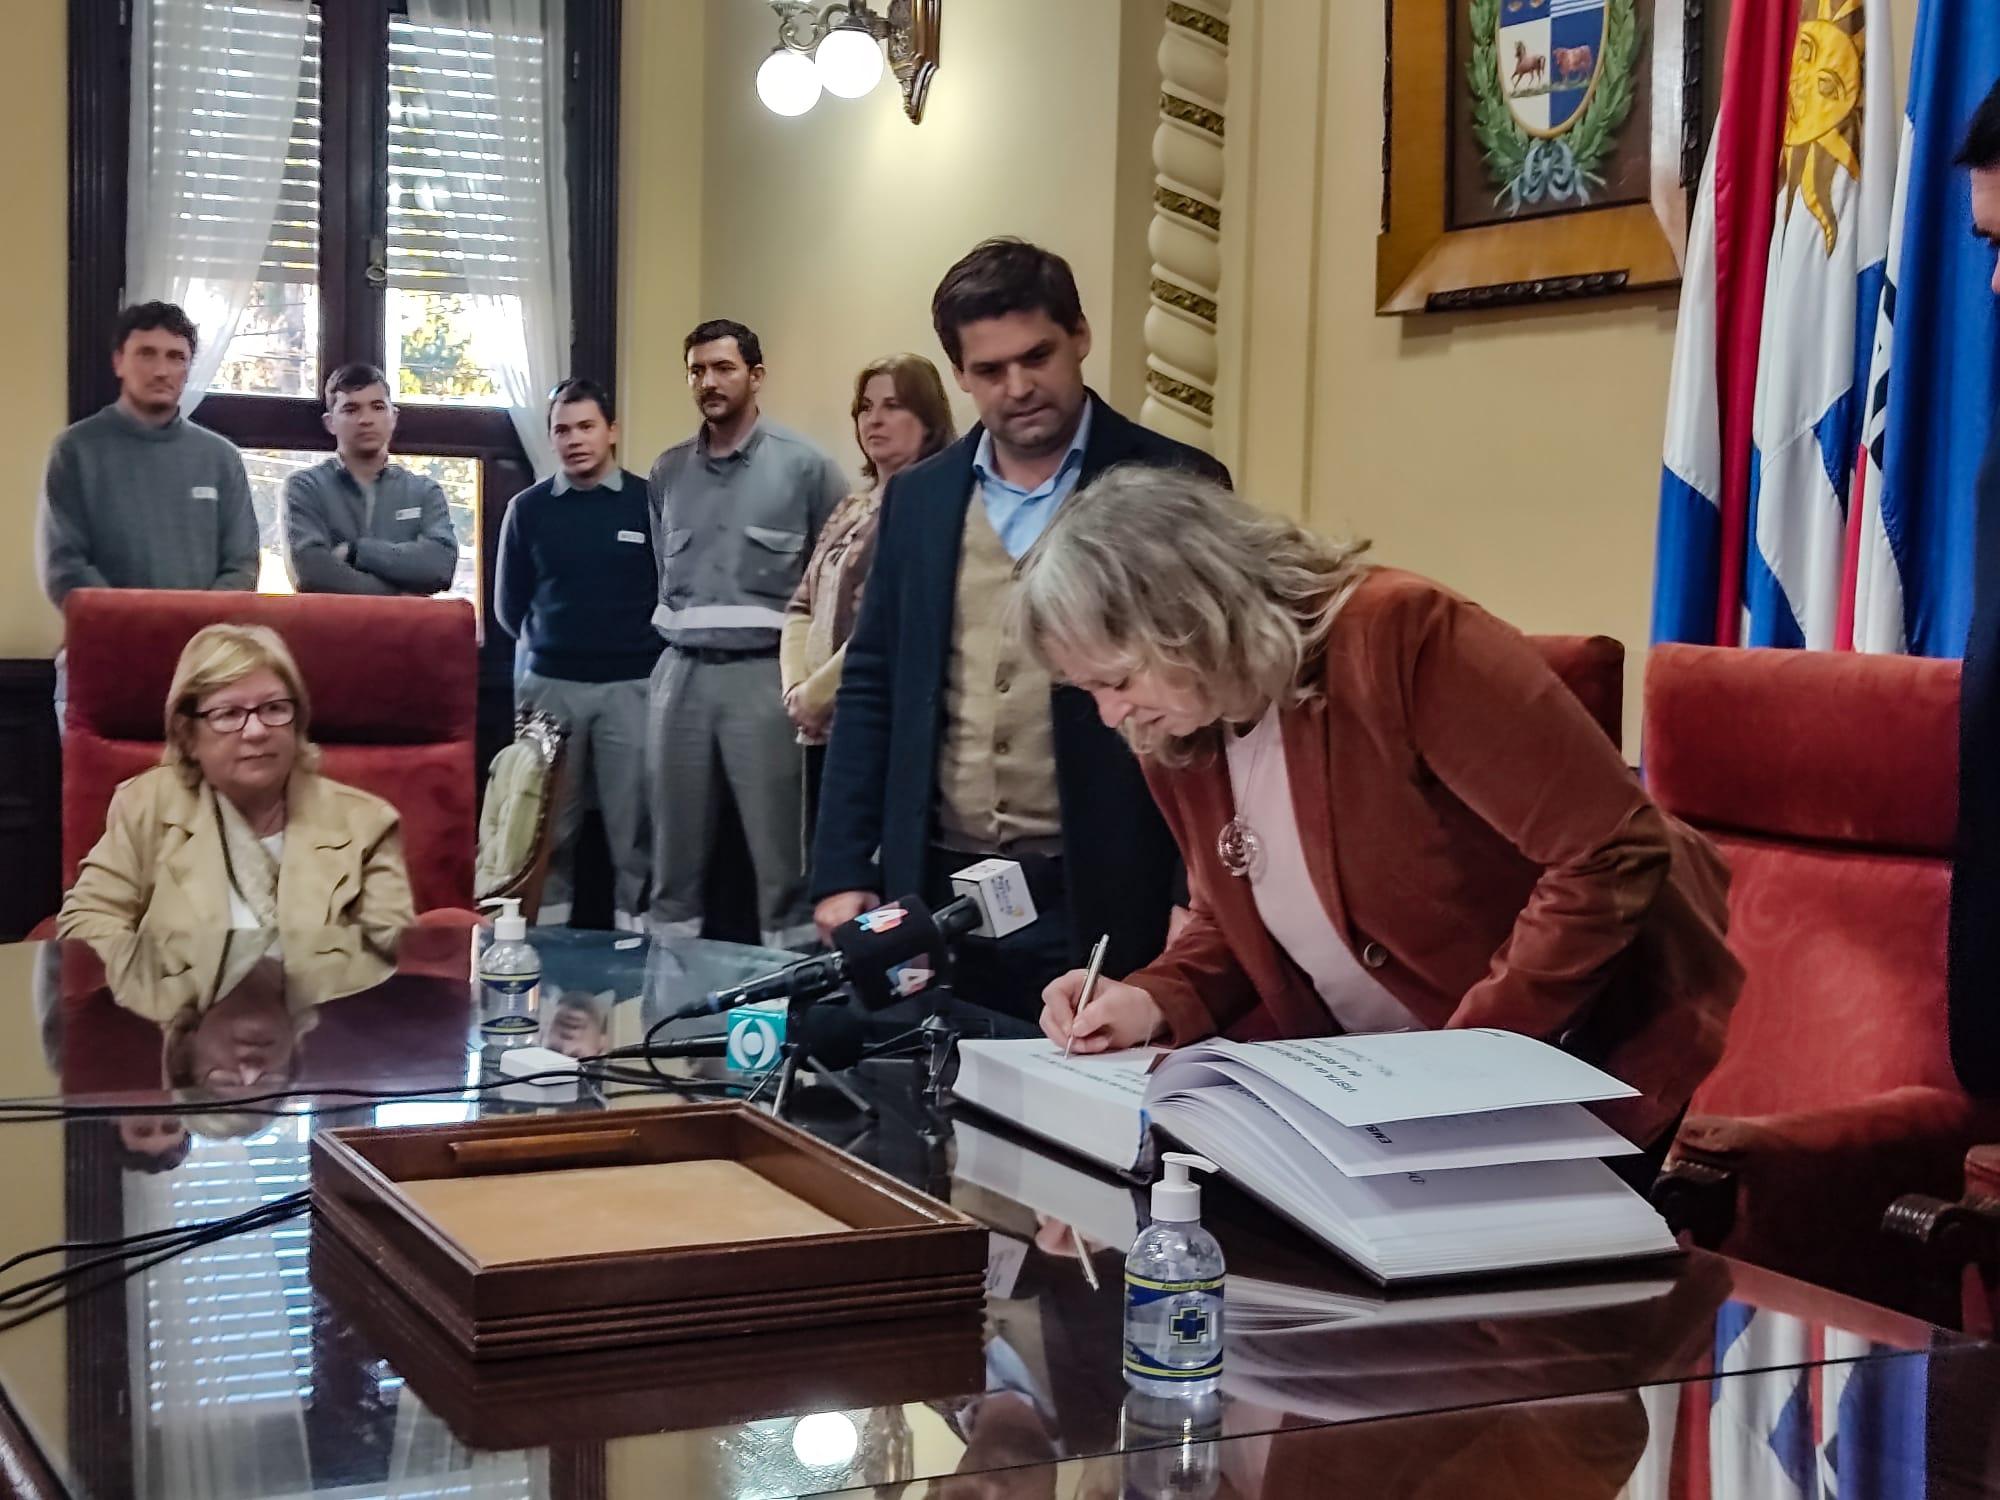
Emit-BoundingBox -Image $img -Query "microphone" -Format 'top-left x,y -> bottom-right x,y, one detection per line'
673,952 -> 848,1020
827,893 -> 983,1010
794,1004 -> 867,1071
670,862 -> 1039,1022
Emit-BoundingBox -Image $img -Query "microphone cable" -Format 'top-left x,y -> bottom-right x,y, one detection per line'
0,1190 -> 312,1335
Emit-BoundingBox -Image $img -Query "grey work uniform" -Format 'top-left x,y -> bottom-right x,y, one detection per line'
645,421 -> 847,948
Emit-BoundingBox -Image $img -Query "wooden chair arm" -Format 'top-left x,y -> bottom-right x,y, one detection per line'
1651,1156 -> 1738,1250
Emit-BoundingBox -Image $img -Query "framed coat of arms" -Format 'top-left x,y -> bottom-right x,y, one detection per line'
1377,0 -> 1704,314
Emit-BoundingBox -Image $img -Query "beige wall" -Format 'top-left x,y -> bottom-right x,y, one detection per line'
677,0 -> 1143,485
0,0 -> 69,659
616,0 -> 706,474
0,944 -> 67,1461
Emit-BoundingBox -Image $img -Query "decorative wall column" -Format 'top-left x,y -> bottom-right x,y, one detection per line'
1140,0 -> 1231,453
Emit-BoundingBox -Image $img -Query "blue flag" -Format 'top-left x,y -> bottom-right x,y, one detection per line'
1851,0 -> 2000,655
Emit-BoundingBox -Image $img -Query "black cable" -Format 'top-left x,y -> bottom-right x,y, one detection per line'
0,1028 -> 767,1124
0,1192 -> 312,1326
0,1061 -> 636,1124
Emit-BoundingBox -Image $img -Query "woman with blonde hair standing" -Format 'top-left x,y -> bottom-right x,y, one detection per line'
1016,467 -> 1741,1160
782,354 -> 957,826
58,623 -> 416,937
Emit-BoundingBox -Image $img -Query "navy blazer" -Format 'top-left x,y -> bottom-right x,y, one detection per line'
1949,422 -> 2000,1095
810,395 -> 1231,980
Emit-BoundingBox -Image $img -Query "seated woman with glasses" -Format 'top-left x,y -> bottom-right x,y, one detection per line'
58,623 -> 416,938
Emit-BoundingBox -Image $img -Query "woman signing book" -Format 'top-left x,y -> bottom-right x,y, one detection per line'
1014,468 -> 1741,1157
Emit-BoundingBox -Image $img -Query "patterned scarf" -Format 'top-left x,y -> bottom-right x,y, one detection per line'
210,783 -> 282,929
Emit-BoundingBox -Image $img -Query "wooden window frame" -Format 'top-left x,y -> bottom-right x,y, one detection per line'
67,0 -> 623,662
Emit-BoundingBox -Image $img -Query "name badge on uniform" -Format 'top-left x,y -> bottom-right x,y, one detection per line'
396,507 -> 422,521
191,485 -> 217,501
617,529 -> 646,545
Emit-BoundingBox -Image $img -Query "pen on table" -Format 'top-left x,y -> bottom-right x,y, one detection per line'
1063,933 -> 1111,1059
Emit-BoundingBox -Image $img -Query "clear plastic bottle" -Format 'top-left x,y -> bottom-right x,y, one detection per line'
1124,1152 -> 1225,1398
477,898 -> 542,1040
1120,1387 -> 1222,1498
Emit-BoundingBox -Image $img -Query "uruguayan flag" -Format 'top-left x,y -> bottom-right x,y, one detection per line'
1746,0 -> 1898,649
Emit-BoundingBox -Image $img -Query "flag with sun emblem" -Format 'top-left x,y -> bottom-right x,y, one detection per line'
1745,0 -> 1898,649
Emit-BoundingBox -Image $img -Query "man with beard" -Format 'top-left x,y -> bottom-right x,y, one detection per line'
646,320 -> 847,948
811,239 -> 1230,1018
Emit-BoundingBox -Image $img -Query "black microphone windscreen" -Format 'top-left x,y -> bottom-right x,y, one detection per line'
829,895 -> 948,1009
795,1004 -> 867,1071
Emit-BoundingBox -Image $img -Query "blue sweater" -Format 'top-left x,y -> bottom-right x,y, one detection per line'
494,468 -> 663,683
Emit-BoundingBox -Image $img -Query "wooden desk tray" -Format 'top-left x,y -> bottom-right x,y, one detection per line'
310,1102 -> 987,1359
311,1220 -> 985,1448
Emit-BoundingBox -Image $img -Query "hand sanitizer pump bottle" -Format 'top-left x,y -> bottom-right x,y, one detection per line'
477,898 -> 542,1039
1123,1152 -> 1225,1398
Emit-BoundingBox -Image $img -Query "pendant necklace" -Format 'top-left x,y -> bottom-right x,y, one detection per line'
1218,711 -> 1274,879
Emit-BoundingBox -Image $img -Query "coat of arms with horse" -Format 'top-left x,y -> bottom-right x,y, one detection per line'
1468,0 -> 1641,214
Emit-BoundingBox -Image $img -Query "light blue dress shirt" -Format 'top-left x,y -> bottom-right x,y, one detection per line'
971,398 -> 1096,559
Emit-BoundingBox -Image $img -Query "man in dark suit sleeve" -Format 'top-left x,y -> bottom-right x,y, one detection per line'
1949,84 -> 2000,1093
811,237 -> 1228,1020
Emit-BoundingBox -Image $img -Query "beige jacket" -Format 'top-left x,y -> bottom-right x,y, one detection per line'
58,765 -> 417,940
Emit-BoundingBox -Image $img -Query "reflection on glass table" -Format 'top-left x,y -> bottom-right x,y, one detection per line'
1,928 -> 1991,1499
895,1342 -> 2000,1500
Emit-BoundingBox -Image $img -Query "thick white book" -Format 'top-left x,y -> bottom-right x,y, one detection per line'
951,1030 -> 1675,1285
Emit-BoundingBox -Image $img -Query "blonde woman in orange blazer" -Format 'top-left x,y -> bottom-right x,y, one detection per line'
1016,468 -> 1740,1152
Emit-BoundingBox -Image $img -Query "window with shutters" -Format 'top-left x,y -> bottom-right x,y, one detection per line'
206,6 -> 325,400
71,0 -> 618,675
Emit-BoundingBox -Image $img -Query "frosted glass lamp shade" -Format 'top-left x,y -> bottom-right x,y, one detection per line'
814,24 -> 884,99
757,47 -> 822,116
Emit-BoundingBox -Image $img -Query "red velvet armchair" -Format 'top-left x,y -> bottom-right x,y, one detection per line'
60,589 -> 478,916
1531,633 -> 1626,752
1643,643 -> 2000,1322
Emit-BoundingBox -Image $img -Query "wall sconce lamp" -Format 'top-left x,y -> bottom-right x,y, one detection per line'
756,1 -> 940,123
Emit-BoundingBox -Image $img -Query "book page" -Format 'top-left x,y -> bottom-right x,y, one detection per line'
1160,1029 -> 1637,1126
1150,1055 -> 1636,1175
958,1038 -> 1160,1100
952,1040 -> 1162,1172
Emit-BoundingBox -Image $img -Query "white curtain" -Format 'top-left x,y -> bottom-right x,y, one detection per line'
126,0 -> 311,414
405,0 -> 572,478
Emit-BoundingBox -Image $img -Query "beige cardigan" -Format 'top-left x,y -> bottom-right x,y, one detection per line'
57,765 -> 417,940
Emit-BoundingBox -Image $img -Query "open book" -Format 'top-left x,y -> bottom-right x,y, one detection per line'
951,1030 -> 1677,1284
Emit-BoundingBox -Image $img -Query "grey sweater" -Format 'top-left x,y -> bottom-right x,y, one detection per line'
281,456 -> 458,596
36,404 -> 261,606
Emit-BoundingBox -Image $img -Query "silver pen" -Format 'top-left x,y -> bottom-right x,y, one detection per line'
1064,933 -> 1112,1058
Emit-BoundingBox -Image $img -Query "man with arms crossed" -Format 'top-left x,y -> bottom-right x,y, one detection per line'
282,362 -> 459,596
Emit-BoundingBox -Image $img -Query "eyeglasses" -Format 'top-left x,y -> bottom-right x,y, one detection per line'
188,698 -> 297,734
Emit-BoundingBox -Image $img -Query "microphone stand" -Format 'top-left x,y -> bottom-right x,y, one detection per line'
751,993 -> 878,1122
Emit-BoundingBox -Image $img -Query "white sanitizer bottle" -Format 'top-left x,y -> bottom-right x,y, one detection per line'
1123,1151 -> 1225,1398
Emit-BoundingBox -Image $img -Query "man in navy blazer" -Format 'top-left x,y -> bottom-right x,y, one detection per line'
1949,81 -> 2000,1093
810,239 -> 1229,1019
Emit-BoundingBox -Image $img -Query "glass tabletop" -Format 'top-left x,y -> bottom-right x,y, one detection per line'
0,932 -> 1982,1499
829,1343 -> 2000,1499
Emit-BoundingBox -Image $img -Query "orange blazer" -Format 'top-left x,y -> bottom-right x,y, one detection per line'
1127,569 -> 1742,1145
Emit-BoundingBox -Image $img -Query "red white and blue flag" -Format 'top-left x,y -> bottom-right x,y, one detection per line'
1640,1303 -> 1929,1498
1655,0 -> 1897,650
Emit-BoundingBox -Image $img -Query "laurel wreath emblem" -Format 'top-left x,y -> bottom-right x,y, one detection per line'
1468,0 -> 1640,214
